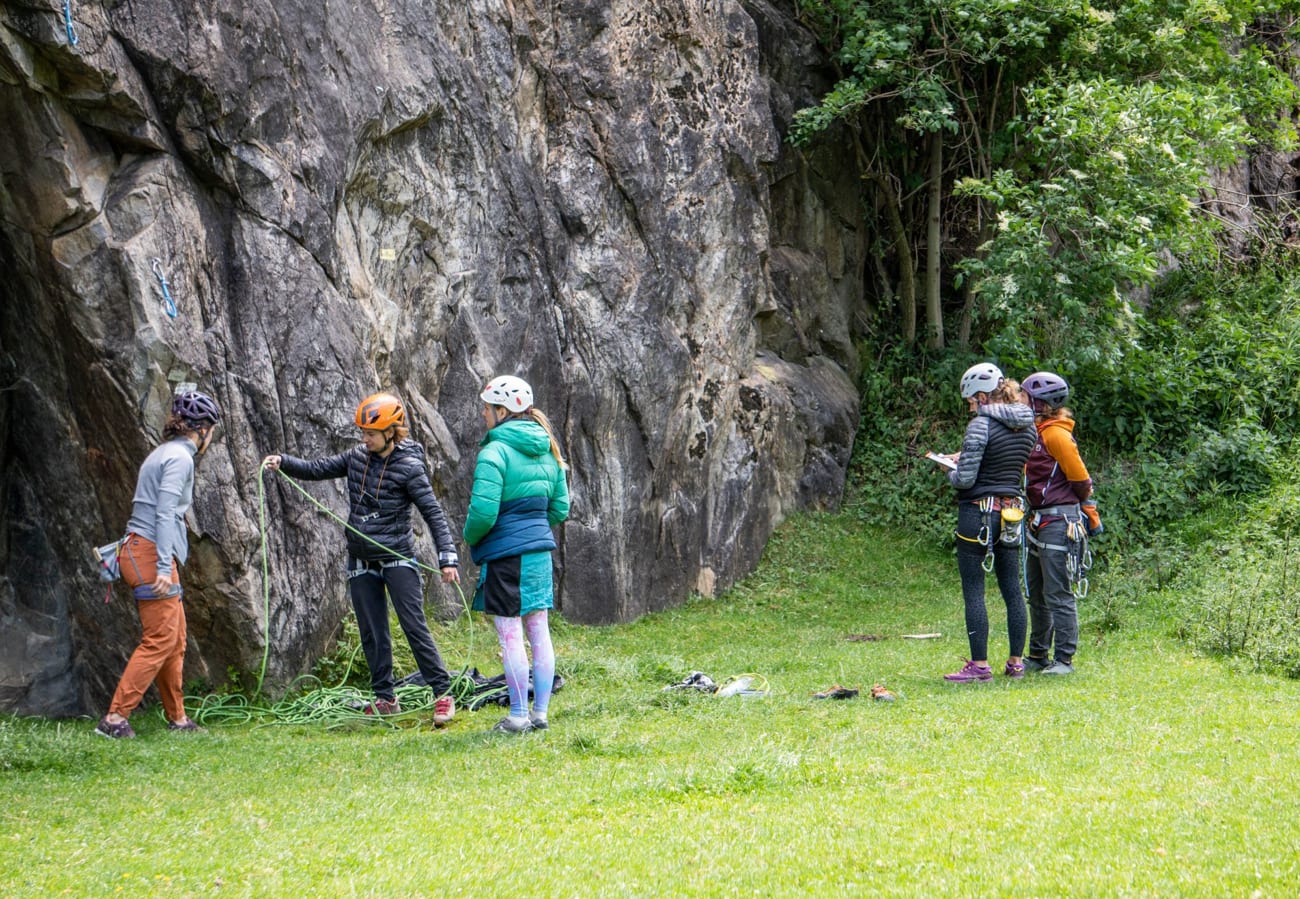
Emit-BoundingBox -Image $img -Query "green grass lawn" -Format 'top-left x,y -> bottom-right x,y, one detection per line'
3,512 -> 1297,897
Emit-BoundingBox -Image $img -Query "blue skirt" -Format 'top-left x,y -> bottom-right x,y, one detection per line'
473,551 -> 554,616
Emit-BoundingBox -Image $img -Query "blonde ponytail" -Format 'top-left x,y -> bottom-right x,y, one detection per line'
527,408 -> 568,470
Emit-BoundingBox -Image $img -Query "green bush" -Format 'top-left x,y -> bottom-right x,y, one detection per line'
1177,501 -> 1300,678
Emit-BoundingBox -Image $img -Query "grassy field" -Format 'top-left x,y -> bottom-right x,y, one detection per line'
2,512 -> 1297,897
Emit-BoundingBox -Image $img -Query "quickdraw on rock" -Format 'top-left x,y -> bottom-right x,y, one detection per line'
151,258 -> 178,318
63,0 -> 79,47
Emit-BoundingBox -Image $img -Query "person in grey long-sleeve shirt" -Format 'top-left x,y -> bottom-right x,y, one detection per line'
126,438 -> 197,582
97,390 -> 221,740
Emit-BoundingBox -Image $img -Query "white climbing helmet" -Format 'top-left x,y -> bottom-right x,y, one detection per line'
480,375 -> 534,412
959,362 -> 1004,399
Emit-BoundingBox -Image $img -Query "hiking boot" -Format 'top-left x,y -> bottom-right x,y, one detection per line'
167,718 -> 206,733
433,695 -> 455,727
943,660 -> 993,683
491,715 -> 533,734
363,698 -> 400,716
1042,660 -> 1075,676
1004,660 -> 1026,679
94,716 -> 135,739
1022,656 -> 1050,673
528,711 -> 549,731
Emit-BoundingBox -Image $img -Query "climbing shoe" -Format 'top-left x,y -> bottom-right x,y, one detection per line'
363,698 -> 400,716
94,716 -> 135,739
491,716 -> 533,735
943,660 -> 993,683
1022,656 -> 1050,673
433,695 -> 455,727
167,718 -> 205,733
1042,660 -> 1075,676
1004,660 -> 1026,679
869,684 -> 897,702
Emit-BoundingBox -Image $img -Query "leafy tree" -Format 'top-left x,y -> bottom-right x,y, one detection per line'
791,0 -> 1300,356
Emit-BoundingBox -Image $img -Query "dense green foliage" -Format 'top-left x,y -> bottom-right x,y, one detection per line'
3,516 -> 1299,896
792,0 -> 1299,354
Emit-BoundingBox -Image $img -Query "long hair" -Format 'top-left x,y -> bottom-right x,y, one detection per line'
506,408 -> 568,470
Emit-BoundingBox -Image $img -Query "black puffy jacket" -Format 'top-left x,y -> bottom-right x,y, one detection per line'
949,402 -> 1037,502
279,440 -> 459,566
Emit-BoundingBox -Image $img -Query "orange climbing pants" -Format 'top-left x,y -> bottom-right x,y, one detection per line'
108,534 -> 187,722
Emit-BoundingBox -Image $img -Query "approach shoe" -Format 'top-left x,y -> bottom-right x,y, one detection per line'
1022,656 -> 1050,673
167,718 -> 206,733
491,715 -> 534,735
94,716 -> 135,739
943,660 -> 993,683
869,684 -> 897,702
1004,660 -> 1026,679
1042,660 -> 1075,676
433,695 -> 455,727
812,684 -> 859,700
528,711 -> 549,731
363,698 -> 401,716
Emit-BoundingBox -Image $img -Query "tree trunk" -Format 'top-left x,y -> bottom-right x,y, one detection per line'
958,218 -> 993,348
925,130 -> 945,350
867,173 -> 916,345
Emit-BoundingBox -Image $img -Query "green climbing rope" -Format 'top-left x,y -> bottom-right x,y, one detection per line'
183,464 -> 477,728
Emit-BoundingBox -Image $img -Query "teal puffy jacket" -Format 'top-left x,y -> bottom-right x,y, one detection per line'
464,419 -> 569,563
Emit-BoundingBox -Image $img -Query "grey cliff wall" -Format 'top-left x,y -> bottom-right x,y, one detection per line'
0,0 -> 866,715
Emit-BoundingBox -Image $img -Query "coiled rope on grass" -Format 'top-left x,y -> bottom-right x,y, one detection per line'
184,464 -> 478,728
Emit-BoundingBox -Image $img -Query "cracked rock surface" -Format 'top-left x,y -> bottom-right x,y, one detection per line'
0,0 -> 865,714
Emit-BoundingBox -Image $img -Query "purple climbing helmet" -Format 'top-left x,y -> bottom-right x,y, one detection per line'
173,390 -> 221,427
1022,372 -> 1070,409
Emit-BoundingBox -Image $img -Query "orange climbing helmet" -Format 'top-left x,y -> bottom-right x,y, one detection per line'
355,392 -> 405,430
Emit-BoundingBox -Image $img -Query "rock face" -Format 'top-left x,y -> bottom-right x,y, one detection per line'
0,0 -> 866,715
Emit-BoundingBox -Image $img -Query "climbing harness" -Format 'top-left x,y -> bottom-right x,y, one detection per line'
151,258 -> 178,318
971,496 -> 1023,572
715,673 -> 769,698
63,0 -> 79,47
1027,505 -> 1092,598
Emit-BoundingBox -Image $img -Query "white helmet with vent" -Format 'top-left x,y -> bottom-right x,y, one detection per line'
959,362 -> 1004,399
480,375 -> 534,412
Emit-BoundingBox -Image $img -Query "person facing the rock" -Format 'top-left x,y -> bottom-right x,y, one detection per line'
96,390 -> 221,739
942,363 -> 1038,684
465,375 -> 570,734
263,392 -> 461,725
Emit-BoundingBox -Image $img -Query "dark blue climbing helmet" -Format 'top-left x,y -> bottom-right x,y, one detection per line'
173,390 -> 221,428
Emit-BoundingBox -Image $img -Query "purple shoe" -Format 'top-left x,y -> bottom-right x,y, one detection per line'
1004,661 -> 1025,679
943,660 -> 993,683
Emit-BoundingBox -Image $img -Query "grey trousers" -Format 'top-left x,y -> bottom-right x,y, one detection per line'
1026,518 -> 1078,663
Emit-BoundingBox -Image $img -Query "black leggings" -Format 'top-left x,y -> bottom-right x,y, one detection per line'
955,502 -> 1027,662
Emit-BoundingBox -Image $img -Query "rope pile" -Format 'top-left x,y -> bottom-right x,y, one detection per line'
182,466 -> 477,728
